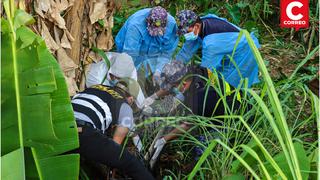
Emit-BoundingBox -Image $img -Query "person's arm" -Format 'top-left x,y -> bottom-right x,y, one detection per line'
162,122 -> 191,141
175,38 -> 202,63
113,127 -> 129,145
201,43 -> 223,70
113,103 -> 134,144
155,88 -> 170,98
150,122 -> 191,162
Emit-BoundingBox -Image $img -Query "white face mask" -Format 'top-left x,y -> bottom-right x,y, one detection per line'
184,29 -> 198,41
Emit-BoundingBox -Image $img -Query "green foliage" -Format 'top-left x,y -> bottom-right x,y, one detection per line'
110,0 -> 319,179
263,142 -> 310,180
225,3 -> 241,24
1,1 -> 79,179
135,28 -> 318,179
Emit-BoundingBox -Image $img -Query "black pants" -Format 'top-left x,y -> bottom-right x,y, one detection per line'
78,125 -> 154,180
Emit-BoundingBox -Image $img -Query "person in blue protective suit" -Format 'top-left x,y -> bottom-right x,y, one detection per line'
175,10 -> 261,89
115,6 -> 179,96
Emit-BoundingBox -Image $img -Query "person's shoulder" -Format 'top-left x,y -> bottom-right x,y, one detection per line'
163,14 -> 177,37
201,14 -> 220,19
167,13 -> 176,24
128,8 -> 151,22
125,9 -> 150,32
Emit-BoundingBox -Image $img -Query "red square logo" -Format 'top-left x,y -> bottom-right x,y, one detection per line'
280,0 -> 309,30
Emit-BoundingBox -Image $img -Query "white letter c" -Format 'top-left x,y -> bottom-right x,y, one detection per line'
286,1 -> 303,20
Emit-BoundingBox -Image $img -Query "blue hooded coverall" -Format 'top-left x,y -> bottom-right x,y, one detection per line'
115,8 -> 179,75
176,14 -> 261,88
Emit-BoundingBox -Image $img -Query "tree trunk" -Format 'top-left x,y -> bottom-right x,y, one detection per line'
65,0 -> 85,65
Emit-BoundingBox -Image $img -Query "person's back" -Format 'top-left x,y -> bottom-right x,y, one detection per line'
72,85 -> 127,132
115,9 -> 149,55
71,81 -> 154,180
176,11 -> 260,88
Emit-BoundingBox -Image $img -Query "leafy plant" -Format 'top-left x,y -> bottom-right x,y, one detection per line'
184,30 -> 319,180
1,0 -> 79,179
134,29 -> 318,179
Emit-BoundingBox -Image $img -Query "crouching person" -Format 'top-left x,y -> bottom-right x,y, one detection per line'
71,78 -> 154,180
146,61 -> 249,163
86,52 -> 145,109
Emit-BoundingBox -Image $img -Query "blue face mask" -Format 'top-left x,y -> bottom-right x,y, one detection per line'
175,92 -> 185,101
109,79 -> 119,87
171,88 -> 185,101
184,30 -> 198,41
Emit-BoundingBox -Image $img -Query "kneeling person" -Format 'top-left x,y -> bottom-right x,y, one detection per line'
147,61 -> 246,162
72,78 -> 154,179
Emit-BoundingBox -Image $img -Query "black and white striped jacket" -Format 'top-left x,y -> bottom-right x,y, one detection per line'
71,85 -> 126,132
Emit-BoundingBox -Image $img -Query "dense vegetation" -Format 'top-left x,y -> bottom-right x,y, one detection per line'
113,0 -> 319,179
1,0 -> 319,179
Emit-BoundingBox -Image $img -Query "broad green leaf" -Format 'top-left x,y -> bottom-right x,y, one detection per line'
225,4 -> 241,24
13,9 -> 35,30
38,154 -> 80,180
1,148 -> 25,180
222,173 -> 245,180
1,6 -> 79,180
97,19 -> 105,27
244,21 -> 257,32
16,27 -> 38,49
231,139 -> 263,172
1,19 -> 11,33
264,142 -> 310,180
20,66 -> 57,95
22,95 -> 58,144
1,23 -> 21,155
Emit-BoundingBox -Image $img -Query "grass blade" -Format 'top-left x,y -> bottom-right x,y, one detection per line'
243,29 -> 302,180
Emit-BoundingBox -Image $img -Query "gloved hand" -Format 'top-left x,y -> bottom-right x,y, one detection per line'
151,137 -> 166,160
132,135 -> 143,152
143,93 -> 158,107
152,71 -> 162,86
175,91 -> 185,102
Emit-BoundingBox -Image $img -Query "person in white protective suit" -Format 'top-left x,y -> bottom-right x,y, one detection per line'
86,52 -> 145,153
86,52 -> 145,110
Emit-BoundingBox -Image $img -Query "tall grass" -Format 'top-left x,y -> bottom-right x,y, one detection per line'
186,30 -> 318,179
244,29 -> 301,179
135,29 -> 318,179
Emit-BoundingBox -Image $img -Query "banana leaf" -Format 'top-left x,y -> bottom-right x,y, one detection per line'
1,2 -> 79,179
